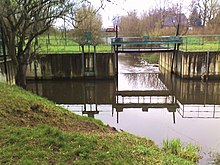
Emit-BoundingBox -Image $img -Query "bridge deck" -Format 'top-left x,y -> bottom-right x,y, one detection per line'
111,36 -> 182,53
114,103 -> 179,112
115,48 -> 175,53
116,90 -> 172,96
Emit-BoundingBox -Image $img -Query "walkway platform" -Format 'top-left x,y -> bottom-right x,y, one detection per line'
115,103 -> 179,111
111,36 -> 182,53
115,48 -> 175,53
116,90 -> 172,96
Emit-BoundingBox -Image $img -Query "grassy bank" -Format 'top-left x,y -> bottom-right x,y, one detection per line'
0,82 -> 200,164
141,53 -> 159,64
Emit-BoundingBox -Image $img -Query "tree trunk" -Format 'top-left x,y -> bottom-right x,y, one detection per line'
15,37 -> 31,89
15,61 -> 28,89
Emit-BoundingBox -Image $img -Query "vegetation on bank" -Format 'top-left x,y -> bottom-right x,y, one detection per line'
141,53 -> 159,64
0,82 -> 200,164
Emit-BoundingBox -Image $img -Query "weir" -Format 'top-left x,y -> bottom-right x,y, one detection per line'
112,35 -> 220,80
1,31 -> 220,81
159,51 -> 220,80
25,52 -> 116,80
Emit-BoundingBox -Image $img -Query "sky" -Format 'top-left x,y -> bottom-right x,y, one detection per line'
54,0 -> 192,28
93,0 -> 192,28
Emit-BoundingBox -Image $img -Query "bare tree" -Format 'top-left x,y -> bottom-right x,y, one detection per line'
118,10 -> 142,37
0,0 -> 105,88
188,1 -> 202,27
0,0 -> 78,88
140,9 -> 163,35
197,0 -> 219,27
72,5 -> 103,45
206,9 -> 220,33
161,2 -> 189,35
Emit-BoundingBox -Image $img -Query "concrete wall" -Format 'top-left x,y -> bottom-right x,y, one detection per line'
159,51 -> 220,80
0,60 -> 15,83
26,53 -> 116,80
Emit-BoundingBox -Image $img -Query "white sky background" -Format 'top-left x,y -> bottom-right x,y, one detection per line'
93,0 -> 192,28
55,0 -> 192,28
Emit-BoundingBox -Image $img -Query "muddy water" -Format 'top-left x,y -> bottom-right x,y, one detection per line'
27,54 -> 220,164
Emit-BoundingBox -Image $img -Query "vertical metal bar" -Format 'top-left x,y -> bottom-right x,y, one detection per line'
218,36 -> 220,51
116,25 -> 118,38
94,45 -> 97,76
116,26 -> 119,74
173,112 -> 176,124
206,51 -> 209,80
81,45 -> 85,75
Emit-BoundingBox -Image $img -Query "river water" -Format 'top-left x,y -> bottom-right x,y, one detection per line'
27,53 -> 220,164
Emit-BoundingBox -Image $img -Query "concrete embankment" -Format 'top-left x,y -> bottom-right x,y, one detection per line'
26,53 -> 116,80
159,51 -> 220,80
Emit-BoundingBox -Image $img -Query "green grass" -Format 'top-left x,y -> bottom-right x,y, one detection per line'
180,35 -> 220,52
0,82 -> 201,164
141,53 -> 159,64
162,139 -> 201,163
36,35 -> 112,54
38,42 -> 112,54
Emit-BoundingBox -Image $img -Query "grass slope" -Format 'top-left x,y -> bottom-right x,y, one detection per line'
0,82 -> 199,164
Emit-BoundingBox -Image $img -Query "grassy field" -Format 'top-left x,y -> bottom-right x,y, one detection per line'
180,35 -> 220,52
37,36 -> 112,54
0,82 -> 201,164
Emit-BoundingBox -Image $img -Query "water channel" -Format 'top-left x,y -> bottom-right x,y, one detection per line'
27,53 -> 220,164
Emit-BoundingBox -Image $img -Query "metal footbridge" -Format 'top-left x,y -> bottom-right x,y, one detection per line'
111,36 -> 182,53
114,90 -> 178,112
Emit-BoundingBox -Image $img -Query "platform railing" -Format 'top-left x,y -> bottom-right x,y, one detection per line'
180,35 -> 220,52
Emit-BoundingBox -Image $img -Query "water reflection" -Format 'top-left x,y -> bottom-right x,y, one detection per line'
28,79 -> 115,105
27,72 -> 220,122
160,67 -> 220,119
118,54 -> 160,74
119,73 -> 167,90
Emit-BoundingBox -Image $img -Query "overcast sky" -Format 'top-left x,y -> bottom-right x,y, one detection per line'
93,0 -> 191,27
55,0 -> 191,28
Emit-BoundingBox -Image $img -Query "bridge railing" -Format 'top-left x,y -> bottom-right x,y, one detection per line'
180,35 -> 220,52
111,36 -> 182,51
28,34 -> 220,54
112,35 -> 220,52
